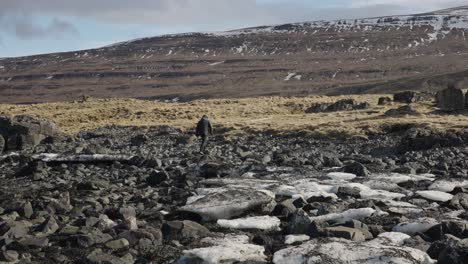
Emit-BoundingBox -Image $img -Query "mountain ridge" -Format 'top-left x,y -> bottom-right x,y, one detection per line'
1,6 -> 468,103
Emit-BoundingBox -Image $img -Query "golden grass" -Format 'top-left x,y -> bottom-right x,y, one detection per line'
0,95 -> 466,136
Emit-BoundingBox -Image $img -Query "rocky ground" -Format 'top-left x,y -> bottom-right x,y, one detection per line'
0,122 -> 468,264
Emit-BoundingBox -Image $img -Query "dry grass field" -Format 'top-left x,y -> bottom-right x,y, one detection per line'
0,95 -> 466,136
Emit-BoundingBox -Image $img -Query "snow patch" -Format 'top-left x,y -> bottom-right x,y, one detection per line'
178,234 -> 266,264
273,237 -> 435,264
285,235 -> 310,245
416,190 -> 454,202
326,172 -> 356,181
376,232 -> 411,246
392,218 -> 439,235
217,216 -> 281,231
428,180 -> 468,192
284,72 -> 301,81
209,61 -> 225,66
309,208 -> 377,224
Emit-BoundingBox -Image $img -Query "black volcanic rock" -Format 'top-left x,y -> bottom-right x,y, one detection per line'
0,124 -> 468,263
0,115 -> 60,151
436,85 -> 466,111
305,99 -> 369,113
393,91 -> 422,104
344,162 -> 370,176
0,134 -> 4,154
146,170 -> 169,186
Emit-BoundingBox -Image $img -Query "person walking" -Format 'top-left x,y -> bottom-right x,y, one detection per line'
196,115 -> 213,152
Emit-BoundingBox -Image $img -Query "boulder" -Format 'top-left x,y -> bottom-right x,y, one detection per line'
0,134 -> 4,154
325,226 -> 366,242
393,91 -> 421,104
425,221 -> 468,241
344,162 -> 370,176
87,249 -> 132,264
466,92 -> 468,109
327,99 -> 362,112
378,97 -> 392,105
119,207 -> 138,230
199,162 -> 235,178
162,220 -> 211,241
146,170 -> 169,186
1,250 -> 19,262
0,115 -> 60,151
449,193 -> 468,210
436,85 -> 465,111
305,103 -> 331,113
343,220 -> 373,240
130,133 -> 149,146
105,238 -> 130,250
385,105 -> 418,116
437,238 -> 468,264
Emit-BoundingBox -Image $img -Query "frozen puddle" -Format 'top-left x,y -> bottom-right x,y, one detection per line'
217,216 -> 281,231
178,234 -> 266,264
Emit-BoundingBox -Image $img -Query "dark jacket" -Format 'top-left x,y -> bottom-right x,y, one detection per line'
196,116 -> 213,137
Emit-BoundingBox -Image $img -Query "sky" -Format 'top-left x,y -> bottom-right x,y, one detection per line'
0,0 -> 466,58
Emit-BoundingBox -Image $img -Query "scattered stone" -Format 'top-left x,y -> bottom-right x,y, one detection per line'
1,250 -> 19,262
119,207 -> 138,230
105,238 -> 130,250
344,162 -> 369,176
393,91 -> 421,104
343,220 -> 373,240
162,220 -> 211,241
130,133 -> 149,146
378,97 -> 392,105
437,238 -> 468,264
385,105 -> 418,116
325,226 -> 366,241
18,236 -> 49,248
306,99 -> 369,113
146,170 -> 169,186
36,216 -> 59,234
0,134 -> 4,154
425,221 -> 468,241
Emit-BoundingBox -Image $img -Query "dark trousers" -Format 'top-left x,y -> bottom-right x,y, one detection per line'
200,135 -> 208,152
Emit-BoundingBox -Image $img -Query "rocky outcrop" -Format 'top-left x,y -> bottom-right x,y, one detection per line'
385,105 -> 418,116
394,91 -> 422,104
0,115 -> 60,151
436,85 -> 466,111
306,99 -> 369,113
378,97 -> 393,105
0,134 -> 4,154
